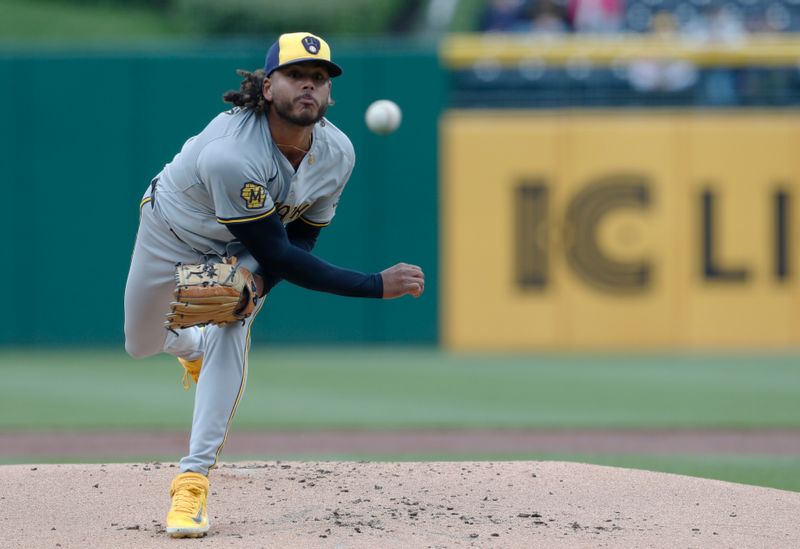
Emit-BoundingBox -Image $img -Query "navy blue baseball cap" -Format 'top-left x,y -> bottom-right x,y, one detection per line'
264,32 -> 343,78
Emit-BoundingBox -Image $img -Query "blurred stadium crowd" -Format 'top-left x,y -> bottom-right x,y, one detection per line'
450,0 -> 800,107
5,0 -> 798,108
479,0 -> 796,34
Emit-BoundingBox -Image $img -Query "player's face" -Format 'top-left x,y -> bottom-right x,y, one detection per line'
265,63 -> 331,127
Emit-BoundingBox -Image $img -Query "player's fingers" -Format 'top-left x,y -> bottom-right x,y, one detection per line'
397,263 -> 422,275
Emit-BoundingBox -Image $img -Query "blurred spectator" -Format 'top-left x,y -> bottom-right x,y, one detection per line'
521,0 -> 571,35
628,11 -> 698,93
749,3 -> 793,33
682,3 -> 745,105
568,0 -> 623,33
683,3 -> 746,45
479,0 -> 527,31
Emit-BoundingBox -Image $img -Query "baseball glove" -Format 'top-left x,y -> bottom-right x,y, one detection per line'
165,257 -> 258,330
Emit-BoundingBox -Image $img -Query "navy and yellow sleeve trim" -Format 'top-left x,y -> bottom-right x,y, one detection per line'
139,196 -> 153,209
299,215 -> 330,228
217,206 -> 276,225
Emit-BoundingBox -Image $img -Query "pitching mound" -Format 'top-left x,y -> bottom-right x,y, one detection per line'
2,461 -> 799,548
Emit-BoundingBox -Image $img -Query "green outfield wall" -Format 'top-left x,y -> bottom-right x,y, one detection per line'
0,42 -> 443,345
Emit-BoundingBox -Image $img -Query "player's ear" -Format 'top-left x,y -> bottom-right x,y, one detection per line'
262,77 -> 272,101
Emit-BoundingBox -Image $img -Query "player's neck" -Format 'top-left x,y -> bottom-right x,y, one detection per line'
268,111 -> 314,169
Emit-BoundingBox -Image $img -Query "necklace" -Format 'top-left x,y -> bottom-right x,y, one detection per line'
275,140 -> 315,165
275,142 -> 309,154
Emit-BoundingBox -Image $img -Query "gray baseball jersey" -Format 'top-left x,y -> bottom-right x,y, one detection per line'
153,106 -> 354,256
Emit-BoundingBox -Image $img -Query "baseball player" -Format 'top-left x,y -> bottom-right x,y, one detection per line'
123,32 -> 425,538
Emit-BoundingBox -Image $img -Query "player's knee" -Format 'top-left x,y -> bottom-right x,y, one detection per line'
125,342 -> 148,359
124,337 -> 157,359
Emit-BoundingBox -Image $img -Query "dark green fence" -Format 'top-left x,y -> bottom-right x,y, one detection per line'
0,42 -> 443,345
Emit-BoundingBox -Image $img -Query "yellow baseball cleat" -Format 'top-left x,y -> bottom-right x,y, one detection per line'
178,357 -> 203,390
166,472 -> 210,538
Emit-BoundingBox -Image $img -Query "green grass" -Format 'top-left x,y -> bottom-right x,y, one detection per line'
2,347 -> 798,491
568,454 -> 800,492
0,0 -> 185,42
1,348 -> 799,430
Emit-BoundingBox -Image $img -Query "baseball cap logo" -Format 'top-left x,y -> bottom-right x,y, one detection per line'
302,36 -> 321,55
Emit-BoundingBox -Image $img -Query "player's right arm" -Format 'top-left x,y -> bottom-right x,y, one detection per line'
256,219 -> 321,295
226,214 -> 424,299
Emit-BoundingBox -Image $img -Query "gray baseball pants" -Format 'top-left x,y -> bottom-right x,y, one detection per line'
124,195 -> 263,475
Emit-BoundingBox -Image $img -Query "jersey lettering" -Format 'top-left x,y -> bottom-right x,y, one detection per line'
274,201 -> 311,223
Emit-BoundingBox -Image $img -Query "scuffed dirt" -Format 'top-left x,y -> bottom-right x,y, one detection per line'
2,461 -> 799,548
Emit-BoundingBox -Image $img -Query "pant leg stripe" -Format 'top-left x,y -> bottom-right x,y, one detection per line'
209,299 -> 265,470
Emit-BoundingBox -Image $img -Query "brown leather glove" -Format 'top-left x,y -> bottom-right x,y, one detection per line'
165,257 -> 258,330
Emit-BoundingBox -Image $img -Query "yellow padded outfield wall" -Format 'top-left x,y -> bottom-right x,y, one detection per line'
441,111 -> 800,350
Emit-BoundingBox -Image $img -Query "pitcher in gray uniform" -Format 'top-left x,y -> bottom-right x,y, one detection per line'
123,32 -> 425,538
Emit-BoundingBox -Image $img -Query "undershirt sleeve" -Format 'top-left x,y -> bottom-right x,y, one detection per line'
226,212 -> 383,298
257,219 -> 321,294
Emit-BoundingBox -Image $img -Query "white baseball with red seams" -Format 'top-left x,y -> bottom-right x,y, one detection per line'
365,99 -> 402,135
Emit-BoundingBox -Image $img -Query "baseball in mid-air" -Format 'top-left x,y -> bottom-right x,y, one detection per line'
365,99 -> 402,135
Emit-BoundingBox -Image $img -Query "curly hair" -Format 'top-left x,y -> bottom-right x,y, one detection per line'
223,69 -> 267,114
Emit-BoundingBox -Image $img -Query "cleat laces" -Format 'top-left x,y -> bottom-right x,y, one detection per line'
171,478 -> 206,515
181,368 -> 191,390
178,357 -> 202,390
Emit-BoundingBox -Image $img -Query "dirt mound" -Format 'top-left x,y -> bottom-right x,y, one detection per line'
2,461 -> 798,548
